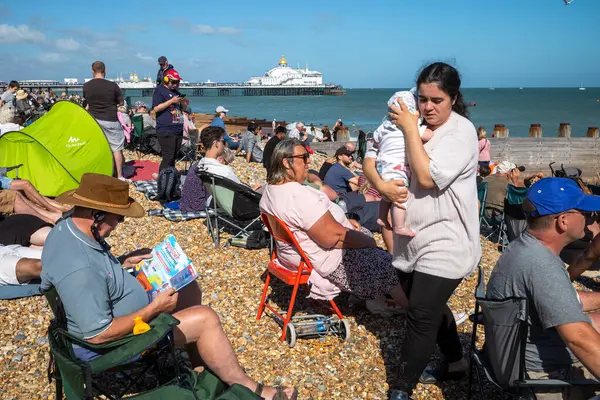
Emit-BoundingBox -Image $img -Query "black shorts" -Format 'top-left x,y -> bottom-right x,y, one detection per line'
0,215 -> 52,246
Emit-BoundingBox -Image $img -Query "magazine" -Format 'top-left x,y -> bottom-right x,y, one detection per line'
135,235 -> 198,301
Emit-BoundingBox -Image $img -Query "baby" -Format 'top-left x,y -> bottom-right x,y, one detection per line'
373,89 -> 433,237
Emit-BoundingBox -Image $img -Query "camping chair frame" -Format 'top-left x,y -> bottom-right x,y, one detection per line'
178,129 -> 200,172
42,287 -> 184,400
478,181 -> 508,251
197,169 -> 262,249
467,265 -> 600,399
131,114 -> 158,160
0,164 -> 22,179
257,213 -> 344,343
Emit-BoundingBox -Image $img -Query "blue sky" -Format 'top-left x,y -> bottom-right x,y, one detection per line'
0,0 -> 598,88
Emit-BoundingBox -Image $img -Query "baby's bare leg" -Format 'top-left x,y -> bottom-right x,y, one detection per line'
391,204 -> 415,237
377,199 -> 393,230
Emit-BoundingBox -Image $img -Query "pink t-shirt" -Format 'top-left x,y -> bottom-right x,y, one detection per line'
478,138 -> 491,162
259,182 -> 352,277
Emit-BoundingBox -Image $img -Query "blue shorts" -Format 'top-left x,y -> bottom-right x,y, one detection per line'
0,176 -> 13,190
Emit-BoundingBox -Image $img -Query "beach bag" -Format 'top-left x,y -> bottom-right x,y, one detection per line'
155,167 -> 181,202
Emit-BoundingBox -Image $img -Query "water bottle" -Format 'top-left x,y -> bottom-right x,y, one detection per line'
295,319 -> 327,336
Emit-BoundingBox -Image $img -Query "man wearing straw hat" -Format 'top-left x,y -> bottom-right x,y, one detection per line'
40,173 -> 297,399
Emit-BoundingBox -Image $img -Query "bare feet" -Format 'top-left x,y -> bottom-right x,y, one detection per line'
377,217 -> 392,231
48,199 -> 71,212
393,225 -> 416,237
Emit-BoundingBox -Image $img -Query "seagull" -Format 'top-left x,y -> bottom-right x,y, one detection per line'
563,0 -> 575,4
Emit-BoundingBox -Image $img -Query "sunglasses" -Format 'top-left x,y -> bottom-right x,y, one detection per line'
288,153 -> 310,163
169,80 -> 180,85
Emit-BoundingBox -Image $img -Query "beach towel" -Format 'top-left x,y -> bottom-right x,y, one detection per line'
147,208 -> 214,221
117,112 -> 132,143
125,159 -> 159,182
135,180 -> 210,221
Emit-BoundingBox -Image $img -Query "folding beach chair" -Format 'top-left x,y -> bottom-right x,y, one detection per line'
178,129 -> 200,172
196,169 -> 262,248
479,181 -> 509,250
467,265 -> 600,400
131,114 -> 158,159
257,212 -> 344,344
43,285 -> 181,399
0,163 -> 23,179
504,184 -> 528,242
43,286 -> 259,400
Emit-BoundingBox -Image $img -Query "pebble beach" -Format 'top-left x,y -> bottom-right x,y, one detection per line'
0,150 -> 575,400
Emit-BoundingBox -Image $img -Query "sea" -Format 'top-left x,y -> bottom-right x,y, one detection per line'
132,88 -> 600,138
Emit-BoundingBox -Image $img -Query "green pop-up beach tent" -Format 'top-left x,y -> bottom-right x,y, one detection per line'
0,101 -> 113,197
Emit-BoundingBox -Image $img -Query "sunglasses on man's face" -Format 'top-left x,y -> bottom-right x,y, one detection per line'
169,80 -> 180,85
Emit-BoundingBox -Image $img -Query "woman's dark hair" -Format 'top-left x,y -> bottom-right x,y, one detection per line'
417,62 -> 468,119
200,126 -> 224,150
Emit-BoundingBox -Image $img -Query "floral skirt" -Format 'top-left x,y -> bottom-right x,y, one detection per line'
326,248 -> 399,300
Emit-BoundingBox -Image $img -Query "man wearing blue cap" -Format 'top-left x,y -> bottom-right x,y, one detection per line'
487,178 -> 600,399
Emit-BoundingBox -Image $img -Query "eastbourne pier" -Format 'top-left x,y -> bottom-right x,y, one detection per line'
2,56 -> 346,97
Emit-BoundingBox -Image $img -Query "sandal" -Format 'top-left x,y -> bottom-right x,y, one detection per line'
254,382 -> 299,400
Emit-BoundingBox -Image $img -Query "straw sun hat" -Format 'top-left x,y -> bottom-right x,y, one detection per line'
15,90 -> 28,100
57,173 -> 145,218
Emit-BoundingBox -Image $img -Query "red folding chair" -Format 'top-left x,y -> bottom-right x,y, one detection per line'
256,213 -> 344,343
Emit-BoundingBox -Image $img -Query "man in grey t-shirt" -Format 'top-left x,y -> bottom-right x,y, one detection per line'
0,81 -> 20,110
487,177 -> 600,399
238,123 -> 263,163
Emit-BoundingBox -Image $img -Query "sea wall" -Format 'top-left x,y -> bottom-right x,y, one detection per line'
310,138 -> 600,178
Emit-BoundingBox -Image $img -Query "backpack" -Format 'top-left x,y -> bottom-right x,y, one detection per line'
154,167 -> 181,202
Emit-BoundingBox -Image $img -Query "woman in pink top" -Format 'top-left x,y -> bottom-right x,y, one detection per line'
477,126 -> 491,169
259,139 -> 408,306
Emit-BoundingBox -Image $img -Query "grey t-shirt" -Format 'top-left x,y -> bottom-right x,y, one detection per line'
240,131 -> 263,163
487,230 -> 591,372
41,218 -> 149,339
1,91 -> 16,109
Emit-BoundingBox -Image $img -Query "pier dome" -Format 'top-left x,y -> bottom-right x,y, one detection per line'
247,56 -> 323,86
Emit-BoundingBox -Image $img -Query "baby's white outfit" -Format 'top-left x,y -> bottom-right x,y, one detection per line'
372,90 -> 427,197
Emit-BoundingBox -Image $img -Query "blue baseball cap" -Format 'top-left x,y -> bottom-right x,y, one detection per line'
525,177 -> 600,216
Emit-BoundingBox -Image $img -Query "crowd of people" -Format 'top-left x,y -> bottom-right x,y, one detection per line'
2,58 -> 600,400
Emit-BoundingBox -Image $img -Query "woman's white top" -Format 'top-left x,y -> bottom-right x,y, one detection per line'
393,111 -> 481,279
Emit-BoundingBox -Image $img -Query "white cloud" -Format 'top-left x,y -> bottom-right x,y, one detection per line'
136,53 -> 153,61
55,38 -> 80,51
0,24 -> 45,44
38,53 -> 61,63
191,24 -> 239,35
96,40 -> 118,49
217,27 -> 239,35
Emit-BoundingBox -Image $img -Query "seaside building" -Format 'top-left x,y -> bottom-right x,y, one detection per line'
247,56 -> 323,86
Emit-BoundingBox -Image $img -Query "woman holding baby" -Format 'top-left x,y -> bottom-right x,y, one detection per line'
363,62 -> 481,399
